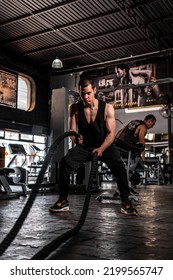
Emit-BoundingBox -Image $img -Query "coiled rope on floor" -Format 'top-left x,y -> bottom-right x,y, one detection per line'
31,152 -> 98,260
0,131 -> 79,257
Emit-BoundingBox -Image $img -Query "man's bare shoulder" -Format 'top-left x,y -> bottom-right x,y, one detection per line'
138,123 -> 147,128
105,103 -> 114,110
137,123 -> 147,132
105,103 -> 115,116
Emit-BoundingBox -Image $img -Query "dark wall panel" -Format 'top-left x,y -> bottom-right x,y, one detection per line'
0,54 -> 50,135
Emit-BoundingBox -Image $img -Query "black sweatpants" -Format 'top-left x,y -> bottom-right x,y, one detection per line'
58,144 -> 130,202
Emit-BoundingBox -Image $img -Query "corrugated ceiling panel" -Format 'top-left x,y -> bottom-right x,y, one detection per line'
0,0 -> 172,73
0,0 -> 31,21
0,18 -> 47,41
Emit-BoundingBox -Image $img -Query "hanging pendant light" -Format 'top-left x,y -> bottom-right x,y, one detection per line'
52,57 -> 63,68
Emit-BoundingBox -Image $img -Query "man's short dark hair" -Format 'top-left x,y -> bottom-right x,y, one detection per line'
144,114 -> 156,121
78,77 -> 95,89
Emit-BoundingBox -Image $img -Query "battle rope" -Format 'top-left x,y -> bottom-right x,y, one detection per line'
0,131 -> 79,257
31,152 -> 98,260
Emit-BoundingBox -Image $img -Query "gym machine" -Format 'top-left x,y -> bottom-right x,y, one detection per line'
27,144 -> 55,192
0,144 -> 27,199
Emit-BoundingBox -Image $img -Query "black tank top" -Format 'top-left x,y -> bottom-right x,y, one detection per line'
78,100 -> 107,147
118,120 -> 146,145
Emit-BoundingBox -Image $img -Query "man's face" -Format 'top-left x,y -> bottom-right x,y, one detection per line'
146,119 -> 156,129
79,84 -> 96,105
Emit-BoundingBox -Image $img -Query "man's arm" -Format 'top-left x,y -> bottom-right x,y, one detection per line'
68,103 -> 77,132
93,104 -> 116,156
137,125 -> 147,144
129,66 -> 152,84
68,103 -> 83,144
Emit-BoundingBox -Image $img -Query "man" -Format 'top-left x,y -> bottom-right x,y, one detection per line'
49,77 -> 137,215
116,114 -> 156,160
114,64 -> 130,108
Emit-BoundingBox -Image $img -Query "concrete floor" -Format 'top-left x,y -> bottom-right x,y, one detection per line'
0,183 -> 173,260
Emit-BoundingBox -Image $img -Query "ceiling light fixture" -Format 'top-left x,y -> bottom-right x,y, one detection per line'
52,57 -> 63,68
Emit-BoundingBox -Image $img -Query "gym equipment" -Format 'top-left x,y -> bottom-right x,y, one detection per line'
0,168 -> 20,199
8,143 -> 27,169
142,156 -> 165,185
0,168 -> 27,199
96,191 -> 121,203
97,162 -> 115,185
0,144 -> 27,199
27,144 -> 56,192
115,139 -> 165,185
9,144 -> 28,187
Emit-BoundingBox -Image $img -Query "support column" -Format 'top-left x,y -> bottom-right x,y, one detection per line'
49,88 -> 69,187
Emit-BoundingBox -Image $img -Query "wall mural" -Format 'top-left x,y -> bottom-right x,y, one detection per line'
0,70 -> 17,108
94,63 -> 168,110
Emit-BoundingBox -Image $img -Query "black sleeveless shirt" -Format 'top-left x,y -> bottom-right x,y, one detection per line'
78,100 -> 107,148
118,120 -> 146,145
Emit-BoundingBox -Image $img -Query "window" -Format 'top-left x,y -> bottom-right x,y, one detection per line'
0,70 -> 35,111
17,77 -> 28,110
33,135 -> 46,144
17,74 -> 36,111
5,131 -> 19,140
20,134 -> 33,141
0,130 -> 4,138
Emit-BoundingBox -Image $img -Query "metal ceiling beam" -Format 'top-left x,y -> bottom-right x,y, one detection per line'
3,7 -> 171,47
2,8 -> 170,58
21,18 -> 172,57
1,8 -> 121,45
1,0 -> 158,28
131,0 -> 158,9
21,25 -> 134,56
50,49 -> 173,75
40,37 -> 167,66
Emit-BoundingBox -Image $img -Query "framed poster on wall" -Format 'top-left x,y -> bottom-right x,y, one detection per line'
0,70 -> 17,108
82,60 -> 169,111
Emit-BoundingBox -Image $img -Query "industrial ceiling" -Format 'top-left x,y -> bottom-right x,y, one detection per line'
0,0 -> 173,75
